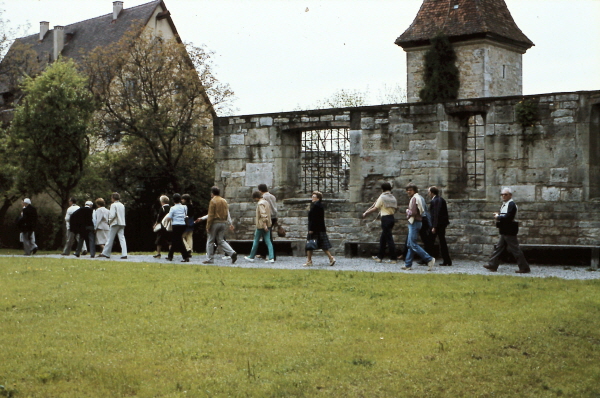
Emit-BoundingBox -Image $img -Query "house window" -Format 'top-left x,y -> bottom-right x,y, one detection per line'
300,128 -> 350,193
466,115 -> 485,190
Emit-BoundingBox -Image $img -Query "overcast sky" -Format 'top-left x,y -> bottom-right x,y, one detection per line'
3,0 -> 599,115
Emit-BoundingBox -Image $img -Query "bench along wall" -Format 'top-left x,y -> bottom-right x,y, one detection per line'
214,90 -> 600,259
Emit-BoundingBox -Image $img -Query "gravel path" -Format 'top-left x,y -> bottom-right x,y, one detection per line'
4,253 -> 599,280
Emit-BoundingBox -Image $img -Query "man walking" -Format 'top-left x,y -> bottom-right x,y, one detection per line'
428,186 -> 452,266
61,197 -> 83,256
72,201 -> 96,258
18,198 -> 38,255
98,192 -> 127,259
363,182 -> 398,263
402,183 -> 435,271
200,186 -> 237,264
484,187 -> 530,273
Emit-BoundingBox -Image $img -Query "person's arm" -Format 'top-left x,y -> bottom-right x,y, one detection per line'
108,205 -> 117,225
258,202 -> 269,230
430,197 -> 439,230
496,201 -> 517,222
206,201 -> 215,231
363,197 -> 381,218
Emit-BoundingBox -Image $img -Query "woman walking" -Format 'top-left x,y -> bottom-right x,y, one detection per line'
304,191 -> 336,267
181,194 -> 195,258
94,198 -> 110,252
164,193 -> 190,262
153,195 -> 170,258
244,191 -> 275,263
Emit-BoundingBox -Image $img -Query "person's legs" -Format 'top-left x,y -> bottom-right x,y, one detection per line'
62,231 -> 76,255
169,225 -> 186,259
182,231 -> 193,254
215,223 -> 235,256
504,235 -> 530,271
86,227 -> 96,257
248,229 -> 263,258
487,235 -> 507,269
382,215 -> 397,260
205,225 -> 218,261
101,227 -> 118,257
116,226 -> 127,257
22,232 -> 35,255
75,233 -> 85,256
263,229 -> 274,260
436,226 -> 451,265
404,222 -> 418,268
406,221 -> 432,267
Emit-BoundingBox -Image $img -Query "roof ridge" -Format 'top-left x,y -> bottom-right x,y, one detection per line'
15,0 -> 160,39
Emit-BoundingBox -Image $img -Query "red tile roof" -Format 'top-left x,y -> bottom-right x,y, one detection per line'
396,0 -> 534,50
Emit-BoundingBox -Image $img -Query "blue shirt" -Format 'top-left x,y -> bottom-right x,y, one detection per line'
168,203 -> 187,226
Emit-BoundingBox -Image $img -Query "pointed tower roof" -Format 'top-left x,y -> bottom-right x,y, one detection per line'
395,0 -> 534,51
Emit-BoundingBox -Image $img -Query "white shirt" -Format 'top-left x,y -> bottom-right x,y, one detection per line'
65,204 -> 80,230
108,201 -> 126,226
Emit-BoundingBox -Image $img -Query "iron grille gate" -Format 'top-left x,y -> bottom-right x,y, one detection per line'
300,128 -> 350,193
466,115 -> 485,189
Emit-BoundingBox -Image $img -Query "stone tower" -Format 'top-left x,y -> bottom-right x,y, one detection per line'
396,0 -> 534,102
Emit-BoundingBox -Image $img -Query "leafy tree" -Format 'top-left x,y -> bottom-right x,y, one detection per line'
8,58 -> 95,245
82,26 -> 233,198
419,32 -> 460,103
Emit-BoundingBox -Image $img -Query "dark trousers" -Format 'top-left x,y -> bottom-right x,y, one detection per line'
169,225 -> 189,260
431,226 -> 451,265
488,234 -> 530,271
378,215 -> 397,260
75,226 -> 96,257
402,219 -> 433,259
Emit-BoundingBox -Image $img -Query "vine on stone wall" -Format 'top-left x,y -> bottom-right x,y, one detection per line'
515,99 -> 539,129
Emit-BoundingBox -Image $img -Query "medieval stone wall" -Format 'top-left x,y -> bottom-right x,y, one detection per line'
406,40 -> 524,102
214,91 -> 600,259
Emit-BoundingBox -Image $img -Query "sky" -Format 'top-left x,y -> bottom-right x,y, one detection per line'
2,0 -> 599,115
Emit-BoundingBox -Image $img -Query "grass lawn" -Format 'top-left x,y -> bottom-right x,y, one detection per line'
1,256 -> 599,397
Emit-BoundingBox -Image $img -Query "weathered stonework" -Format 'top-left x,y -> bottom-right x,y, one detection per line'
406,40 -> 524,102
214,91 -> 600,259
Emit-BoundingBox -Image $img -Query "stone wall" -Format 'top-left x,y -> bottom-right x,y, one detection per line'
406,40 -> 524,102
214,90 -> 600,259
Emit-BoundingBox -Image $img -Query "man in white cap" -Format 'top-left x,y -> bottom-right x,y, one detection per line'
18,198 -> 38,255
72,201 -> 96,258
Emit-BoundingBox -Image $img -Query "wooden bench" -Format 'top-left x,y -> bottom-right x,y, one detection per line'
226,240 -> 305,257
519,244 -> 599,269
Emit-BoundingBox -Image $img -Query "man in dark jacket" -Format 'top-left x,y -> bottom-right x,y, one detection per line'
18,198 -> 38,255
484,187 -> 530,273
71,201 -> 96,258
428,186 -> 452,266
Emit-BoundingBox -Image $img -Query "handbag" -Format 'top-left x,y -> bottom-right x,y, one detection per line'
277,225 -> 286,237
153,223 -> 162,233
306,234 -> 318,251
162,217 -> 173,232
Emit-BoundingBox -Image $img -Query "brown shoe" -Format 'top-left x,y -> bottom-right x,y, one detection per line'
515,269 -> 531,274
483,265 -> 498,272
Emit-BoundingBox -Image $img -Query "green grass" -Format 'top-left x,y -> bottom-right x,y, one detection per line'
1,257 -> 599,397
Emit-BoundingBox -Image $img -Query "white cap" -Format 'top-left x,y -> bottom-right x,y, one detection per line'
23,198 -> 31,204
85,201 -> 93,206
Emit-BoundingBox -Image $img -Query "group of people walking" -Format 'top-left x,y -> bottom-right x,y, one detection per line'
17,182 -> 530,273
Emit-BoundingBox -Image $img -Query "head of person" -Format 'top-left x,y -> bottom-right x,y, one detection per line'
111,192 -> 120,202
211,186 -> 220,198
23,198 -> 31,207
69,197 -> 78,206
159,195 -> 169,205
428,186 -> 439,198
85,200 -> 93,208
501,187 -> 512,202
172,193 -> 182,204
252,191 -> 263,201
181,194 -> 192,204
381,182 -> 392,192
258,184 -> 268,193
311,191 -> 323,202
96,198 -> 105,207
405,183 -> 418,197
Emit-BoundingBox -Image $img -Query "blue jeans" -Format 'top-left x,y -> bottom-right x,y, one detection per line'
405,221 -> 432,268
249,228 -> 274,260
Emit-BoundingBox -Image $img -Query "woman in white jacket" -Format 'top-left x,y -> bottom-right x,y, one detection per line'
94,198 -> 110,252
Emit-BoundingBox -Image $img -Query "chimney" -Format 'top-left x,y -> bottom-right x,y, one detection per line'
113,1 -> 124,20
53,25 -> 64,61
39,21 -> 49,41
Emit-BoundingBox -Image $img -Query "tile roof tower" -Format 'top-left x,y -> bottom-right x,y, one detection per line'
396,0 -> 534,102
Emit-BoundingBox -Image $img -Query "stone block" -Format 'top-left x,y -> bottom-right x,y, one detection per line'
556,94 -> 579,101
560,101 -> 579,109
247,128 -> 270,145
361,117 -> 375,130
320,115 -> 334,122
258,117 -> 273,127
408,139 -> 437,151
505,185 -> 535,202
550,168 -> 568,183
230,134 -> 245,145
551,109 -> 574,118
561,188 -> 582,202
553,116 -> 574,125
349,130 -> 362,156
375,118 -> 389,124
335,114 -> 350,121
542,187 -> 560,201
245,162 -> 273,187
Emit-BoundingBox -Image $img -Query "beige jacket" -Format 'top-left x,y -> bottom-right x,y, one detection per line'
255,199 -> 272,229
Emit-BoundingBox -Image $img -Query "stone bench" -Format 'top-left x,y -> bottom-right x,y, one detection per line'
519,244 -> 599,269
226,240 -> 305,257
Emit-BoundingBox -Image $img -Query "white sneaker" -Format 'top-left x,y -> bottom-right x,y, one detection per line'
372,256 -> 382,263
427,257 -> 436,271
221,256 -> 230,260
265,259 -> 275,263
244,256 -> 255,262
